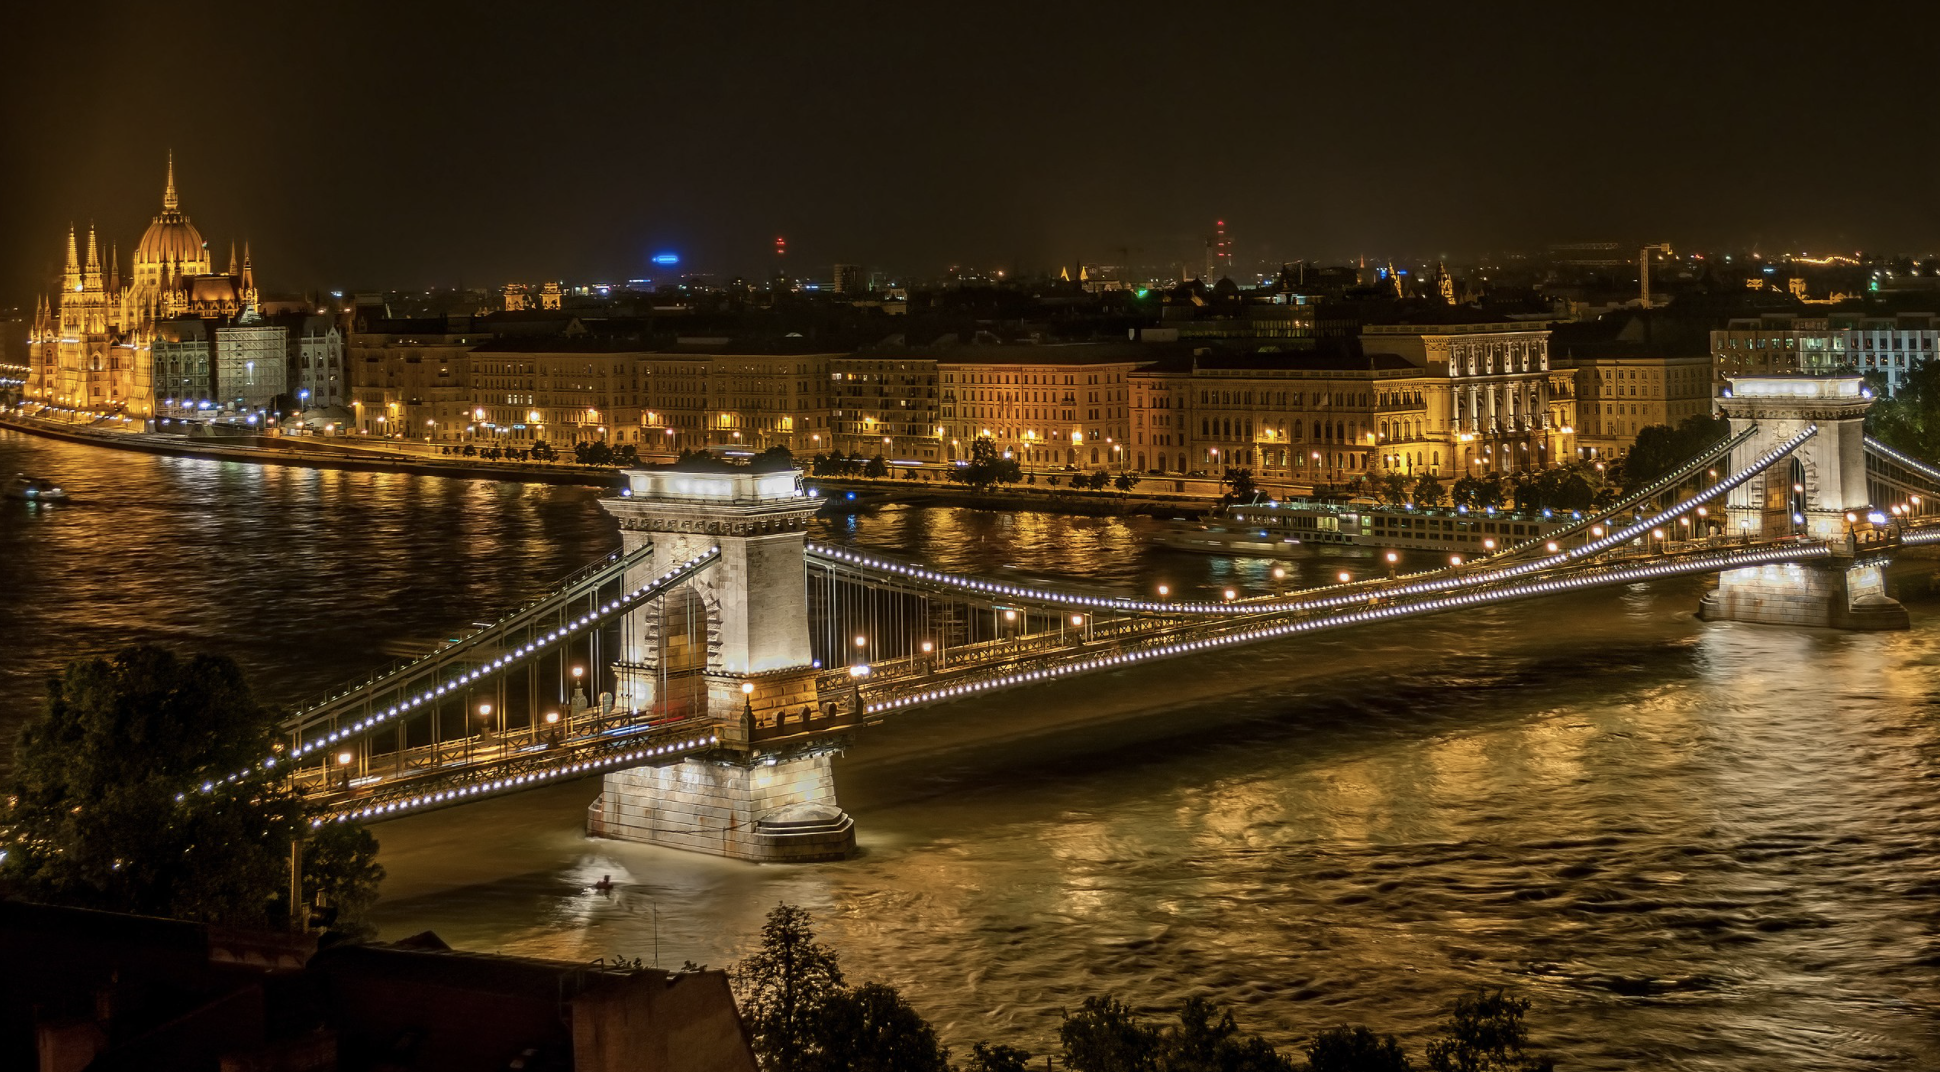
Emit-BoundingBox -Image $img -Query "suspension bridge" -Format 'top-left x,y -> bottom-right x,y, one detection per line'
231,375 -> 1940,862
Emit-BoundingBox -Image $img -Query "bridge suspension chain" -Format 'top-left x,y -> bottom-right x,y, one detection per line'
805,422 -> 1819,624
202,547 -> 723,796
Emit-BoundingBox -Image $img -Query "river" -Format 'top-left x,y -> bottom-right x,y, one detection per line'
3,427 -> 1937,1070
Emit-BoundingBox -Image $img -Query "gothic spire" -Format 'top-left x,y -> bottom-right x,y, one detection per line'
227,241 -> 237,276
109,243 -> 120,292
86,223 -> 99,272
65,225 -> 79,274
164,150 -> 179,212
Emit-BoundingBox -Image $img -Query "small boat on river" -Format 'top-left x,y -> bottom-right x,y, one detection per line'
6,474 -> 67,502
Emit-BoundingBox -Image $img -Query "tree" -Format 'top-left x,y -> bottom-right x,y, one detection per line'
1060,996 -> 1159,1072
1114,471 -> 1142,494
1423,990 -> 1553,1072
1222,468 -> 1257,503
807,981 -> 951,1072
953,437 -> 1022,490
864,454 -> 890,479
965,1041 -> 1034,1072
1086,470 -> 1112,491
1413,473 -> 1444,506
614,443 -> 640,466
734,904 -> 847,1072
530,440 -> 555,462
1159,997 -> 1295,1072
1617,412 -> 1729,494
1379,472 -> 1412,506
304,820 -> 386,938
1307,1027 -> 1414,1072
1,646 -> 382,930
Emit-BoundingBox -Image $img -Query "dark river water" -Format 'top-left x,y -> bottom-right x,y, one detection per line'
4,427 -> 1938,1070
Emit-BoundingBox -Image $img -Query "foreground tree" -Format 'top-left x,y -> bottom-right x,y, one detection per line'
1,646 -> 382,930
1061,996 -> 1159,1072
1306,1026 -> 1414,1072
965,1041 -> 1034,1072
1412,473 -> 1445,506
1160,997 -> 1295,1072
1423,990 -> 1554,1072
734,903 -> 953,1072
734,904 -> 847,1072
808,981 -> 951,1072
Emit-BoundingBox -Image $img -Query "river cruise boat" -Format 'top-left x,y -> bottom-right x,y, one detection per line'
1156,499 -> 1582,557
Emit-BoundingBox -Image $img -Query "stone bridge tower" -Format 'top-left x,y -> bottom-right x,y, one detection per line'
587,458 -> 855,861
1700,375 -> 1907,630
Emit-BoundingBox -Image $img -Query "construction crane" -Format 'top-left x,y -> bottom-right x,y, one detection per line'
1639,243 -> 1674,308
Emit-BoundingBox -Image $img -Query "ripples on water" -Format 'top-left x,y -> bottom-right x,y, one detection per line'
3,429 -> 1938,1070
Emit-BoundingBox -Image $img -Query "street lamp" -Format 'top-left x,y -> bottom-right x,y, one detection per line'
337,749 -> 354,789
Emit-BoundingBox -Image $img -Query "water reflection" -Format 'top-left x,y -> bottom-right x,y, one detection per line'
3,430 -> 1938,1069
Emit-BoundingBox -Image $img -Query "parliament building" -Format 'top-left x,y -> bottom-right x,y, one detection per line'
27,155 -> 262,417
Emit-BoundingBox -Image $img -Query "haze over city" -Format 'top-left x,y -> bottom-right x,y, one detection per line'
8,4 -> 1940,298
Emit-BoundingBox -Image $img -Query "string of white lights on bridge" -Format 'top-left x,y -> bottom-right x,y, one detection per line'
862,541 -> 1840,717
808,423 -> 1821,619
202,547 -> 723,794
315,732 -> 723,826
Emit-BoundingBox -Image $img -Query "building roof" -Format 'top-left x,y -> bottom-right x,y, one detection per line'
866,339 -> 1165,365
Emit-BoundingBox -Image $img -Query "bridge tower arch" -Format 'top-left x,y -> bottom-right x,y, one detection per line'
588,459 -> 856,861
1700,375 -> 1908,630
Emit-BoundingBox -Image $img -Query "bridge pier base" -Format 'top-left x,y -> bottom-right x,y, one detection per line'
586,750 -> 856,863
1699,558 -> 1909,631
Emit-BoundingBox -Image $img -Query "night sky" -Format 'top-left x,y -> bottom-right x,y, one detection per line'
6,4 -> 1938,299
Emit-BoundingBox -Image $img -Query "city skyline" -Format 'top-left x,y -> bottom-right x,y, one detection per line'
8,6 -> 1940,300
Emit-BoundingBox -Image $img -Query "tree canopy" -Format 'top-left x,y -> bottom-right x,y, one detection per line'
1,645 -> 383,932
952,437 -> 1022,490
1614,413 -> 1729,494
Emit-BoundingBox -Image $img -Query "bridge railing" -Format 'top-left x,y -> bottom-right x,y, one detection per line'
803,425 -> 1814,627
857,536 -> 1848,719
309,713 -> 722,824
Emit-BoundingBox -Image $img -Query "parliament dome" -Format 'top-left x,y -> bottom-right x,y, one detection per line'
136,213 -> 206,266
133,155 -> 209,273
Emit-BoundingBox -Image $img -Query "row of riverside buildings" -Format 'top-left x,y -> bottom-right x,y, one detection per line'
344,304 -> 1940,484
341,308 -> 1738,484
26,157 -> 1940,480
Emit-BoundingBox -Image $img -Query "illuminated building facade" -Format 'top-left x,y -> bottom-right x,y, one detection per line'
829,355 -> 940,462
1572,354 -> 1713,456
214,311 -> 287,411
26,156 -> 261,416
1710,312 -> 1939,397
936,345 -> 1141,470
694,348 -> 833,454
1131,353 -> 1439,482
1361,319 -> 1565,474
348,316 -> 484,440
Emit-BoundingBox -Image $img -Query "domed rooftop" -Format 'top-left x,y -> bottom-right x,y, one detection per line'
134,155 -> 208,270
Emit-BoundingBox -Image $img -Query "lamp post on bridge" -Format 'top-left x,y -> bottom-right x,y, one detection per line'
473,702 -> 493,764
